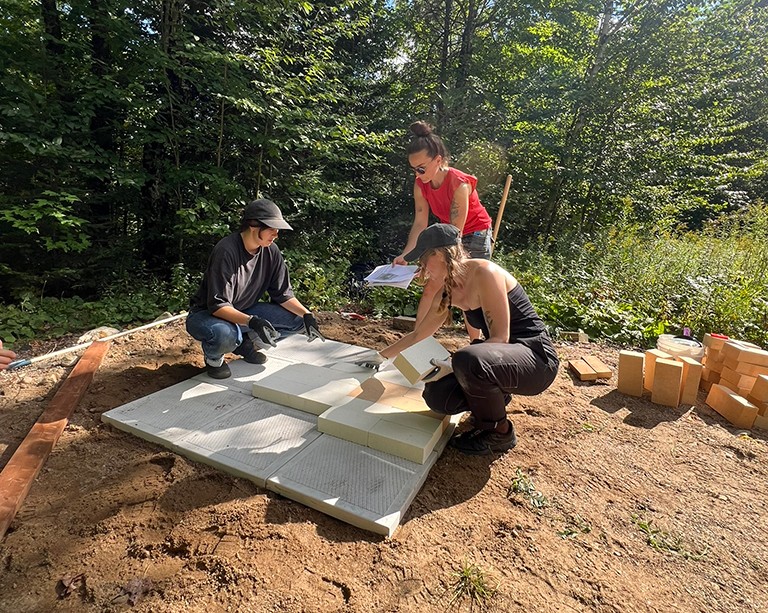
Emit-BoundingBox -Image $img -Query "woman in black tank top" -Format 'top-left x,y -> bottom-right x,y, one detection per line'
372,224 -> 559,456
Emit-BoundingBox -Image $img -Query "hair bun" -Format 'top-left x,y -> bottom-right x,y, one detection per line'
409,121 -> 433,137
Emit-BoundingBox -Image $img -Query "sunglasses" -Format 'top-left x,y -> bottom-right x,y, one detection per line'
410,156 -> 438,175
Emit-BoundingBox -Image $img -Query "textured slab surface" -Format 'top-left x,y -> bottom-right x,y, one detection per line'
102,379 -> 252,445
175,400 -> 321,487
267,432 -> 452,536
102,335 -> 456,535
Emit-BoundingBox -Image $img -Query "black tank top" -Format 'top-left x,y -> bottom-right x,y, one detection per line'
464,283 -> 546,341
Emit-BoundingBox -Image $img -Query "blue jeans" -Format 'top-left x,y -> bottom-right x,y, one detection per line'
186,302 -> 304,366
462,229 -> 491,259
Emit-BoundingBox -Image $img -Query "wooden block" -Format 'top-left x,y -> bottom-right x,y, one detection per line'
392,336 -> 451,385
747,396 -> 768,417
644,349 -> 673,391
677,356 -> 703,405
703,333 -> 728,350
748,375 -> 768,403
582,356 -> 612,378
700,379 -> 714,392
392,316 -> 416,331
705,347 -> 722,363
560,331 -> 589,343
732,361 -> 768,378
651,358 -> 683,408
705,384 -> 758,429
721,340 -> 768,366
753,413 -> 768,431
617,351 -> 644,397
569,359 -> 598,381
701,366 -> 720,383
719,367 -> 757,391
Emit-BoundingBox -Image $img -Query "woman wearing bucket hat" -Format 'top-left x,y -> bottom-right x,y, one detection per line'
393,121 -> 493,340
361,223 -> 559,455
186,199 -> 325,379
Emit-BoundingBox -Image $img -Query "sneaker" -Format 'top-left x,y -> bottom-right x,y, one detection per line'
449,420 -> 517,455
206,361 -> 231,379
234,338 -> 267,364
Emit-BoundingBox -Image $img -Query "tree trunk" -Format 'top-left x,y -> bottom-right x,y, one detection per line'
543,0 -> 615,239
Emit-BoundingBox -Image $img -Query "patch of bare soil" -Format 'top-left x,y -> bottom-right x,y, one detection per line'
1,313 -> 767,612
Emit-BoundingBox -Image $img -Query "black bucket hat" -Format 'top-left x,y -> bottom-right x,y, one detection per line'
404,223 -> 460,261
242,199 -> 293,230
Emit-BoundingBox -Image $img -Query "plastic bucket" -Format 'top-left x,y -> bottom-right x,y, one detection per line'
657,334 -> 705,361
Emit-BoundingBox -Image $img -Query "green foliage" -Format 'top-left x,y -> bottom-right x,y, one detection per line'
447,560 -> 498,609
632,514 -> 710,560
507,468 -> 549,510
498,203 -> 768,347
366,285 -> 422,318
0,191 -> 90,253
282,250 -> 351,312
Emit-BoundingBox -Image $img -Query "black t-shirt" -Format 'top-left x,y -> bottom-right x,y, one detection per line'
189,233 -> 294,314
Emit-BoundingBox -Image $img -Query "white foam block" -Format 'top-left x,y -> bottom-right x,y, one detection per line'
317,397 -> 448,464
251,363 -> 364,415
368,419 -> 443,464
266,431 -> 453,537
174,399 -> 321,487
376,362 -> 426,389
392,336 -> 450,385
317,398 -> 381,445
101,379 -> 252,446
270,334 -> 376,368
192,354 -> 301,395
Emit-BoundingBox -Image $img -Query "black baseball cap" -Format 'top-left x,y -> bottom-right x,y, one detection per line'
242,199 -> 293,230
404,223 -> 460,261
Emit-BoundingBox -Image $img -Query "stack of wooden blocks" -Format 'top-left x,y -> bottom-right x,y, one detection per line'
700,334 -> 768,430
616,348 -> 702,408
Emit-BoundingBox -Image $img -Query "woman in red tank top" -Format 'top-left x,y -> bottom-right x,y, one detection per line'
393,121 -> 493,339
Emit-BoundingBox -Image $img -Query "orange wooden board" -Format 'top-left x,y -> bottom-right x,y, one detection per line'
0,341 -> 111,538
569,359 -> 598,381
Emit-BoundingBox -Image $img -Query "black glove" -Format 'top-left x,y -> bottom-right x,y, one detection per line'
303,313 -> 326,342
422,357 -> 453,382
248,316 -> 278,347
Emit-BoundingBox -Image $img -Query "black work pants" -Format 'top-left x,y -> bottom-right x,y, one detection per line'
422,333 -> 559,429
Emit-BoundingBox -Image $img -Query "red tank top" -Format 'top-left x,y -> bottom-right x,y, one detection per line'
416,168 -> 492,234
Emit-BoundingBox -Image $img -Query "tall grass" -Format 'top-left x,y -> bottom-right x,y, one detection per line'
500,203 -> 768,348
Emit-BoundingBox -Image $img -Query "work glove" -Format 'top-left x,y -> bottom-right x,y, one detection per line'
354,350 -> 386,371
422,357 -> 453,382
303,313 -> 326,342
248,316 -> 279,347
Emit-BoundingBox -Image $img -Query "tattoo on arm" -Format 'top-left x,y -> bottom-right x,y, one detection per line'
483,309 -> 494,330
450,198 -> 459,223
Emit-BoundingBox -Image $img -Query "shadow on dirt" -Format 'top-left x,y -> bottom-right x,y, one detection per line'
590,389 -> 691,428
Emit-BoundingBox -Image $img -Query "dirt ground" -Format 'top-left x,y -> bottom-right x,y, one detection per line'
1,313 -> 767,613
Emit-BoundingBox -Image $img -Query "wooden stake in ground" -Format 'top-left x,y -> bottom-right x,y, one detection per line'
0,340 -> 111,539
490,174 -> 512,257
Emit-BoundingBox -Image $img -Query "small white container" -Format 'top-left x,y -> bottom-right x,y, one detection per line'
656,334 -> 705,361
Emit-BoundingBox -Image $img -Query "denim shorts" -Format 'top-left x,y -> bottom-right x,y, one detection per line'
461,228 -> 492,259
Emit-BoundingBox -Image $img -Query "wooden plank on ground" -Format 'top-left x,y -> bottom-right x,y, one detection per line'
582,356 -> 612,379
569,359 -> 598,381
0,340 -> 111,539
